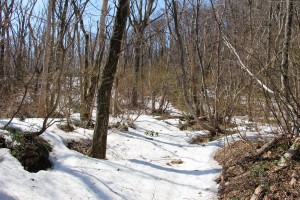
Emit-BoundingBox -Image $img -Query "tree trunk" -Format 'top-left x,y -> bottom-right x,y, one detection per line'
131,39 -> 141,107
113,73 -> 121,116
151,91 -> 156,113
129,0 -> 157,108
85,0 -> 109,123
81,33 -> 90,121
169,0 -> 217,135
189,37 -> 199,116
280,0 -> 294,132
158,86 -> 166,113
38,0 -> 54,117
280,0 -> 293,97
38,0 -> 70,135
90,0 -> 129,159
264,3 -> 273,118
0,13 -> 5,79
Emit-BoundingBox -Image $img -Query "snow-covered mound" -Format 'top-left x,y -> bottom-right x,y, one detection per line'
0,115 -> 275,200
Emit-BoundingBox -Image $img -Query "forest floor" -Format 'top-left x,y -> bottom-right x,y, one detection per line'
215,136 -> 300,199
0,108 -> 296,200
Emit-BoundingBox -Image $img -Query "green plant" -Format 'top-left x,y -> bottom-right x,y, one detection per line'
19,115 -> 26,122
250,163 -> 266,177
229,197 -> 240,200
177,120 -> 183,129
276,145 -> 284,152
11,136 -> 52,172
5,127 -> 25,143
145,131 -> 159,137
184,113 -> 194,121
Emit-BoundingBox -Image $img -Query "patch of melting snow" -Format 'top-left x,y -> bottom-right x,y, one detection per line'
0,114 -> 275,200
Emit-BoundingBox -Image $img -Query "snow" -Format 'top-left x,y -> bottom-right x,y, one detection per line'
0,114 -> 275,200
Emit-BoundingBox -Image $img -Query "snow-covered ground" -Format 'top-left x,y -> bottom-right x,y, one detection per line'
0,115 -> 277,200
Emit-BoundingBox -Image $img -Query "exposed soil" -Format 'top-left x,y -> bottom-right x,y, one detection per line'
72,120 -> 95,130
108,122 -> 129,131
67,139 -> 92,155
166,159 -> 184,166
1,128 -> 52,173
11,136 -> 52,173
57,123 -> 75,132
188,134 -> 213,144
215,137 -> 300,199
188,130 -> 238,145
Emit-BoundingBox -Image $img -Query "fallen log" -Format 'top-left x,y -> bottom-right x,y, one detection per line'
250,185 -> 264,200
278,137 -> 300,167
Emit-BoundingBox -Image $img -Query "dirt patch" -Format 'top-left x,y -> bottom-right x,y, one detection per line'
166,159 -> 184,166
215,137 -> 300,199
67,139 -> 92,155
189,134 -> 212,144
57,123 -> 75,132
188,131 -> 238,145
108,122 -> 129,132
72,120 -> 94,130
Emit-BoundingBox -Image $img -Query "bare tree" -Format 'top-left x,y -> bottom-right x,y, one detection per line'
280,0 -> 293,99
37,0 -> 55,117
166,0 -> 218,135
72,0 -> 109,126
129,0 -> 157,107
38,0 -> 76,134
84,0 -> 109,125
90,0 -> 130,159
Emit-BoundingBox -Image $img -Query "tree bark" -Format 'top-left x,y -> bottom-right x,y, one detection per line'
38,0 -> 54,117
85,0 -> 109,123
90,0 -> 129,159
279,0 -> 294,132
280,0 -> 293,97
81,33 -> 90,121
131,38 -> 141,107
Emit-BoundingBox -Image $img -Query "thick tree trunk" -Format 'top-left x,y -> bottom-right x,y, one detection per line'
90,0 -> 129,159
113,74 -> 121,116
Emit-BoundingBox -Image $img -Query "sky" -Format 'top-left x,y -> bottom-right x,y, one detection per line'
29,0 -> 165,35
